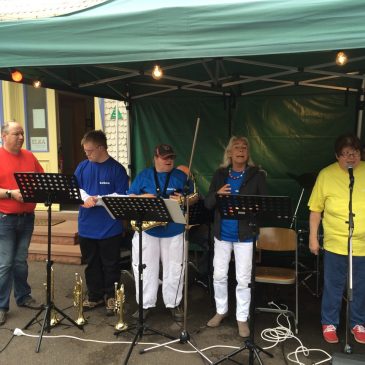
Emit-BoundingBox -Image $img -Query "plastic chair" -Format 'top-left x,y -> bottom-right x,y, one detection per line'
255,227 -> 298,333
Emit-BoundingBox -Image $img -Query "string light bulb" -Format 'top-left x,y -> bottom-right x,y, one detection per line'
32,79 -> 42,88
152,65 -> 163,80
11,70 -> 23,82
335,51 -> 348,66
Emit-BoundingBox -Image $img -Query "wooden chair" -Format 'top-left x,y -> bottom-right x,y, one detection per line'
255,227 -> 298,333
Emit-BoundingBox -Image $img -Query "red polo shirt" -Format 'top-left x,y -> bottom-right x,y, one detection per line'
0,147 -> 44,214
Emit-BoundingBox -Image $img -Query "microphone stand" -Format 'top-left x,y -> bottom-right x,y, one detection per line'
344,169 -> 354,354
141,117 -> 212,363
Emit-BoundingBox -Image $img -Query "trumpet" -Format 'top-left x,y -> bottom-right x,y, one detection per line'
114,282 -> 128,332
73,273 -> 86,326
44,266 -> 59,327
130,220 -> 166,232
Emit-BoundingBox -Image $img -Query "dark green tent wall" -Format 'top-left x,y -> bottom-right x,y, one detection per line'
131,91 -> 358,223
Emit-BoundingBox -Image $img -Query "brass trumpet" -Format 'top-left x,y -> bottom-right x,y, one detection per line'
114,282 -> 128,332
130,220 -> 166,232
44,266 -> 59,326
73,273 -> 86,326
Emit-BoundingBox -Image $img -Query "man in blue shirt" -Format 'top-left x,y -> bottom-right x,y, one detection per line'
128,144 -> 191,322
75,130 -> 129,316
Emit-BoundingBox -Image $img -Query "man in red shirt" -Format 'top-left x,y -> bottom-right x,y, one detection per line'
0,121 -> 44,326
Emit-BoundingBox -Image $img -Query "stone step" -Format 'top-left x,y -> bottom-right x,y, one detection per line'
29,242 -> 82,265
32,219 -> 78,245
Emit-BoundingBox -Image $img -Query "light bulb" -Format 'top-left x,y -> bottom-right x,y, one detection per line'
11,70 -> 23,82
32,80 -> 42,88
336,51 -> 348,66
152,65 -> 163,80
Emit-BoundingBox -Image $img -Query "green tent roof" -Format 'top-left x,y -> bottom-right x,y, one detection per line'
1,0 -> 365,100
1,0 -> 365,66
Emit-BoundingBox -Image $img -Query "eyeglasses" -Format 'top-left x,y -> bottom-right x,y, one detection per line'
339,150 -> 360,158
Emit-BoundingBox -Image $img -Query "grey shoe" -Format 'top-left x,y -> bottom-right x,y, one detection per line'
237,320 -> 250,337
105,297 -> 115,317
0,310 -> 7,326
132,308 -> 150,320
18,296 -> 42,310
207,312 -> 228,327
170,305 -> 184,322
82,298 -> 104,311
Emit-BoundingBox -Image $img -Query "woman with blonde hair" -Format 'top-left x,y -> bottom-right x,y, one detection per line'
205,136 -> 267,337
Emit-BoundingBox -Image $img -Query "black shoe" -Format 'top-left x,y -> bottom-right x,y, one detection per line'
132,308 -> 150,320
18,296 -> 42,310
170,306 -> 184,322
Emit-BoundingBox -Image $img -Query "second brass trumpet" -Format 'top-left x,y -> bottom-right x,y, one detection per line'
73,273 -> 86,326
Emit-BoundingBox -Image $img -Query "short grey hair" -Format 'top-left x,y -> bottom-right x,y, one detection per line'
1,121 -> 17,135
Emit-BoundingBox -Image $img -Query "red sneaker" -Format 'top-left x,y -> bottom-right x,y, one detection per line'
322,325 -> 339,343
351,325 -> 365,344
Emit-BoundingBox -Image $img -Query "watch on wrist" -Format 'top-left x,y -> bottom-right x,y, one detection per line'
5,190 -> 12,199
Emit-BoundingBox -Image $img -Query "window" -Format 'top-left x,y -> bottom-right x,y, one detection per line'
24,85 -> 48,152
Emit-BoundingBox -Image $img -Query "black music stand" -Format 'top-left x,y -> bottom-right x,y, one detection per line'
187,198 -> 213,292
213,194 -> 291,365
141,195 -> 214,364
101,196 -> 179,365
14,172 -> 84,353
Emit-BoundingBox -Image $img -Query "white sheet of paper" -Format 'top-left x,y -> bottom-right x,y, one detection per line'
33,109 -> 46,128
163,199 -> 186,224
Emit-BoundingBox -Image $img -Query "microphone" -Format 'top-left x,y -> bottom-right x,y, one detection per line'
347,164 -> 354,184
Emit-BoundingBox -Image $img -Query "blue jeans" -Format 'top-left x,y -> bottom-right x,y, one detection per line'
0,213 -> 35,310
321,250 -> 365,328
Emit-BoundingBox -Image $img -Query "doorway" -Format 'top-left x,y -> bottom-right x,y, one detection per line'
57,92 -> 94,210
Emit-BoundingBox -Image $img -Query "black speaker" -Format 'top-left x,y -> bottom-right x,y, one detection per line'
332,353 -> 365,365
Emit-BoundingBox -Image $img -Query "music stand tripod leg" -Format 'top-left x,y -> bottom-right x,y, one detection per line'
123,225 -> 175,365
208,209 -> 273,365
26,201 -> 84,353
141,217 -> 210,363
211,236 -> 273,365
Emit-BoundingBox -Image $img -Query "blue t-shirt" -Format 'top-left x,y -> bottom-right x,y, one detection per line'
221,170 -> 251,242
75,157 -> 129,239
128,167 -> 191,238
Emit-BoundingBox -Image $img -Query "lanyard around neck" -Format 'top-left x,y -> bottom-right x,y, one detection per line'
153,168 -> 173,198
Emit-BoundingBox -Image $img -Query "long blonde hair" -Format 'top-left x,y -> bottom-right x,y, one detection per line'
220,136 -> 255,168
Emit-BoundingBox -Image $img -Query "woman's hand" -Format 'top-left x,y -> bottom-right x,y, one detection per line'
309,236 -> 320,255
217,184 -> 231,194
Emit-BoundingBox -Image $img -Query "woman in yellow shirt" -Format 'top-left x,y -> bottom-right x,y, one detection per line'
308,133 -> 365,345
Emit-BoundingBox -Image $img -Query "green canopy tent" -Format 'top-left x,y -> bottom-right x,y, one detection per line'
1,0 -> 365,221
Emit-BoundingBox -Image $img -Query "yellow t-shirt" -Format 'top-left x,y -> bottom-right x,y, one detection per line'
308,161 -> 365,256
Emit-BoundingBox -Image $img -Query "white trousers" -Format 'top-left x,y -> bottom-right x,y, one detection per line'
213,238 -> 253,321
132,231 -> 184,309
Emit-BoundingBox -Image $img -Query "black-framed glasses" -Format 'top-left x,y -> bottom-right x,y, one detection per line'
340,150 -> 360,158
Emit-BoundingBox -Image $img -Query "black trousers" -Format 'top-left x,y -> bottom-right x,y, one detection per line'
79,234 -> 122,301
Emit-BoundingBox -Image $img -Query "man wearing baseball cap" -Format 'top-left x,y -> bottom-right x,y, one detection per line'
128,143 -> 192,322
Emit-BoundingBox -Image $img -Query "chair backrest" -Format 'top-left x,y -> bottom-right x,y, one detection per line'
257,227 -> 297,251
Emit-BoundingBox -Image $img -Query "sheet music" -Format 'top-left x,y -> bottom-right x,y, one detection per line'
96,194 -> 128,218
163,199 -> 186,224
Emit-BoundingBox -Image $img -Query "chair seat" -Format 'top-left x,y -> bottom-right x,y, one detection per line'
256,266 -> 295,284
